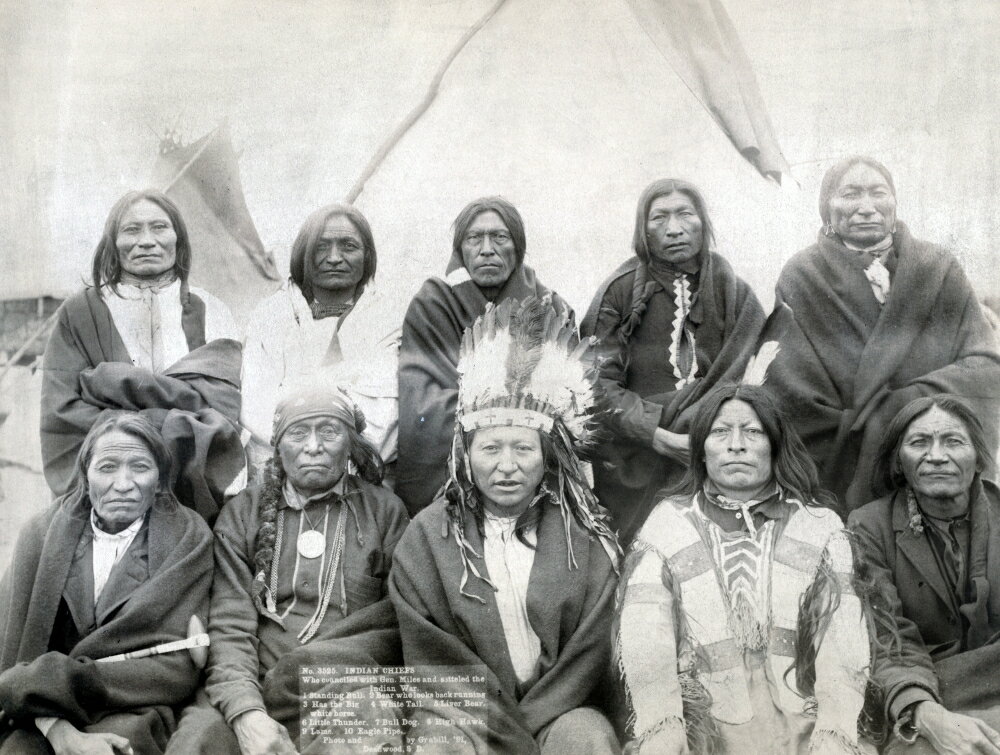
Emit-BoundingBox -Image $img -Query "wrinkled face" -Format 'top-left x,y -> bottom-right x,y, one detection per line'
828,163 -> 897,246
898,406 -> 978,503
461,210 -> 517,288
87,429 -> 160,534
704,399 -> 774,499
645,192 -> 703,267
279,416 -> 351,495
116,199 -> 178,279
468,425 -> 545,517
311,215 -> 366,293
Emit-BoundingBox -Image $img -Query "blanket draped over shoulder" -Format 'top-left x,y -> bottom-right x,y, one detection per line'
580,253 -> 765,541
388,498 -> 618,754
0,502 -> 212,751
40,288 -> 245,523
771,223 -> 1000,513
849,480 -> 1000,735
396,263 -> 571,514
205,478 -> 408,748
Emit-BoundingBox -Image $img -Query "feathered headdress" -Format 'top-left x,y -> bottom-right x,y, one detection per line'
456,295 -> 599,442
445,296 -> 619,601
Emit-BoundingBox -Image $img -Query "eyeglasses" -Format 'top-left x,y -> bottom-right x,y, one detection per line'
463,230 -> 512,249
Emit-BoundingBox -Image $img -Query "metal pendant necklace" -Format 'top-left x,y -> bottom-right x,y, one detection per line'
297,503 -> 330,559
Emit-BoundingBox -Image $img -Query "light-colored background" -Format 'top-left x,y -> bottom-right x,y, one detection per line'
2,0 -> 999,564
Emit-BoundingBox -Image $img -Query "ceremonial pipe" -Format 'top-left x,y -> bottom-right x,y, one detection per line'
0,617 -> 209,729
98,615 -> 209,669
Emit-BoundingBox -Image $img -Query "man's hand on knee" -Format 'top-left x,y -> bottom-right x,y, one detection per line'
913,700 -> 1000,755
46,719 -> 134,755
233,709 -> 297,755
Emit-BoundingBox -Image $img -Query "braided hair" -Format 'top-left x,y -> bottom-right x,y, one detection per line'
616,178 -> 715,359
251,423 -> 386,589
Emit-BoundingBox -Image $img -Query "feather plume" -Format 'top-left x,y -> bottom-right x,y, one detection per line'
458,296 -> 600,446
458,307 -> 511,412
504,298 -> 550,394
741,340 -> 780,386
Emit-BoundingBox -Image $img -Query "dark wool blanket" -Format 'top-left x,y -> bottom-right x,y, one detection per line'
850,480 -> 1000,735
388,498 -> 618,754
0,501 -> 212,752
205,477 -> 409,746
580,252 -> 765,542
396,261 -> 572,515
40,287 -> 244,523
771,223 -> 1000,513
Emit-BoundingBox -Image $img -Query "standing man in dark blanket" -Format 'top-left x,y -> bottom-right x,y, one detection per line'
850,396 -> 1000,754
397,196 -> 573,515
580,178 -> 765,544
176,387 -> 409,755
770,157 -> 1000,513
390,297 -> 620,754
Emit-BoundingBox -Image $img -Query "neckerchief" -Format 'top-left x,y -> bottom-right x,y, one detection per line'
845,234 -> 894,305
703,481 -> 781,538
309,299 -> 354,321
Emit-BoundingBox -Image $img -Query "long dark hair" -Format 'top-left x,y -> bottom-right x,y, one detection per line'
91,190 -> 191,292
63,412 -> 179,515
871,394 -> 992,497
675,383 -> 836,510
451,196 -> 527,266
632,178 -> 715,265
289,203 -> 377,303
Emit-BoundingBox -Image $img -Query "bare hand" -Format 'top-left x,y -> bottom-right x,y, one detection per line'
652,429 -> 690,465
233,710 -> 298,755
47,719 -> 133,755
914,700 -> 1000,754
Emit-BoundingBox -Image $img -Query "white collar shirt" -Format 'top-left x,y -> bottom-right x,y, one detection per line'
482,512 -> 541,685
90,508 -> 145,603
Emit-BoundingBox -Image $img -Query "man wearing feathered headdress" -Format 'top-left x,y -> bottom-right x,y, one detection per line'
396,196 -> 574,514
389,297 -> 621,754
580,178 -> 766,546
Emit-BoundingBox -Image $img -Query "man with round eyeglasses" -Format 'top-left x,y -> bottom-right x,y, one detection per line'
397,196 -> 574,515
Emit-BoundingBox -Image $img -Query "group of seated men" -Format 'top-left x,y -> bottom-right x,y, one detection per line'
0,154 -> 999,754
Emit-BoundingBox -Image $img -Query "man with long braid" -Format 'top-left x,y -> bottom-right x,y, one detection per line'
581,179 -> 765,545
172,386 -> 409,754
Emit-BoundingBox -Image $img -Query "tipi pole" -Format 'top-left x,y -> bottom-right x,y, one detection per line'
345,0 -> 510,203
162,126 -> 220,194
